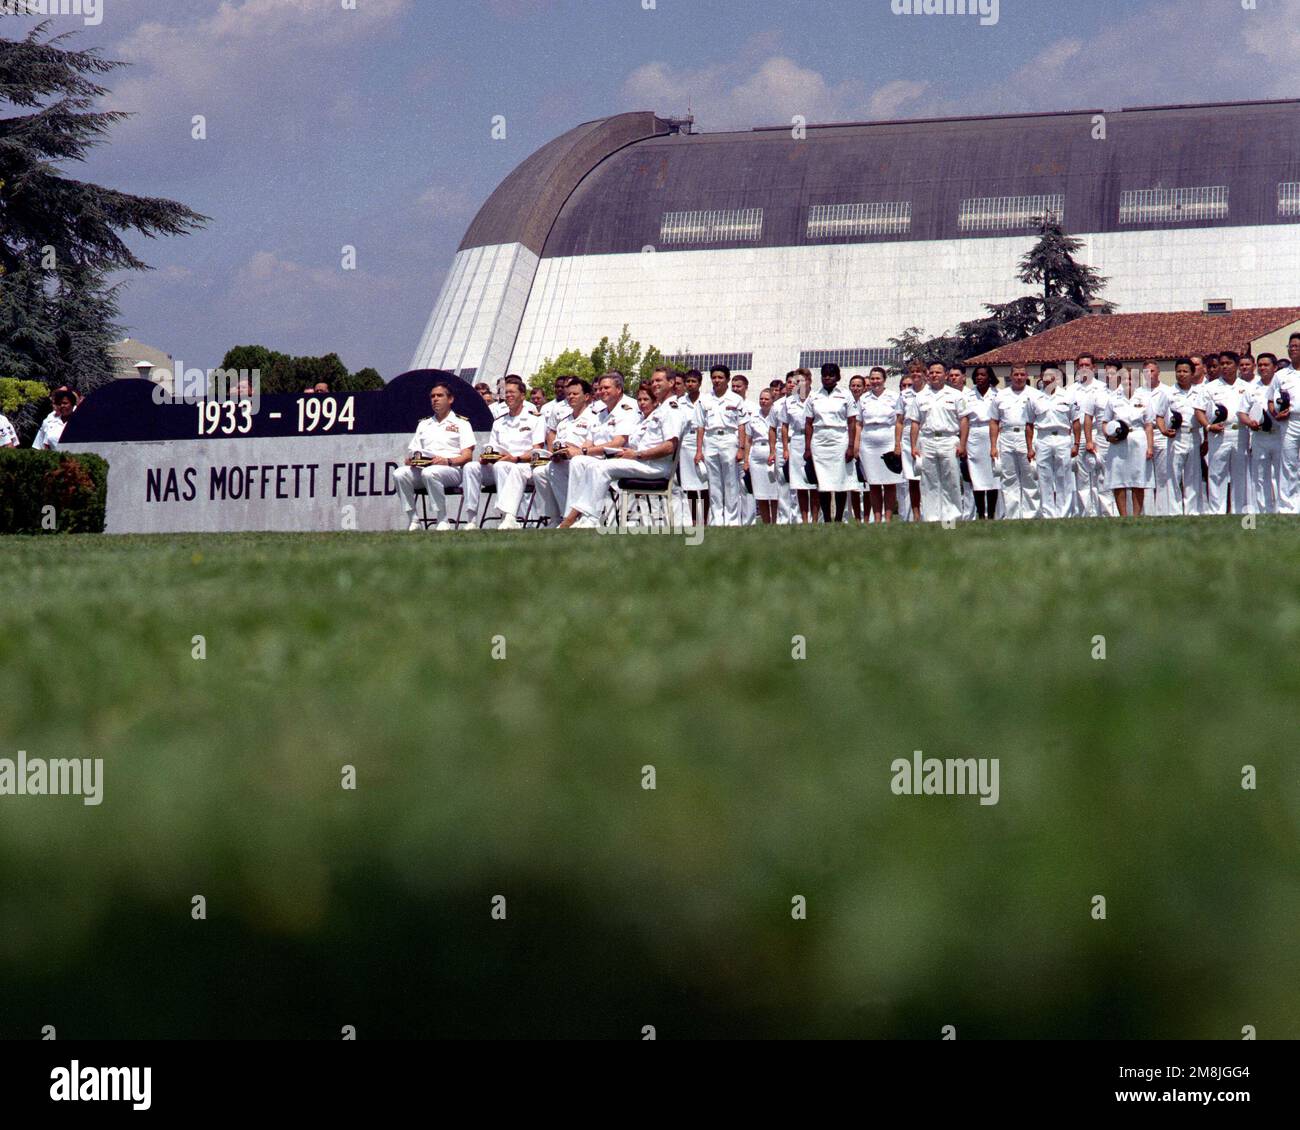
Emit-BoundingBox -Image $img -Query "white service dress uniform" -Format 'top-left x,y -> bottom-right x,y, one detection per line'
1201,378 -> 1250,514
991,385 -> 1041,519
1271,369 -> 1300,514
807,385 -> 857,493
1027,386 -> 1077,520
31,411 -> 68,450
743,408 -> 780,503
960,386 -> 998,492
1096,387 -> 1152,491
1133,383 -> 1169,515
906,384 -> 965,523
394,412 -> 477,526
782,394 -> 814,493
678,395 -> 708,494
1241,381 -> 1281,513
1072,380 -> 1112,517
563,398 -> 640,522
0,412 -> 20,447
695,390 -> 747,525
566,404 -> 677,522
1156,383 -> 1204,516
533,405 -> 592,521
462,405 -> 544,523
857,390 -> 904,486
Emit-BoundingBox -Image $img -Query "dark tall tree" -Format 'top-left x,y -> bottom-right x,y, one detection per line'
0,16 -> 206,428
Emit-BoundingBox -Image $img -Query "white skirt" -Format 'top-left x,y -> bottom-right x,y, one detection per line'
966,424 -> 997,491
679,443 -> 707,490
788,435 -> 813,490
811,429 -> 855,492
748,444 -> 779,500
860,426 -> 903,485
1104,430 -> 1152,489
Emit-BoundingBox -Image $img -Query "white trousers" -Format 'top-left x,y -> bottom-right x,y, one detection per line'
1252,433 -> 1282,514
701,439 -> 742,526
1205,431 -> 1249,514
1074,445 -> 1113,517
533,459 -> 572,520
1275,422 -> 1300,514
1167,434 -> 1204,516
568,455 -> 673,520
1149,435 -> 1171,516
394,464 -> 462,522
919,436 -> 962,523
1034,434 -> 1073,520
997,430 -> 1040,519
463,460 -> 534,522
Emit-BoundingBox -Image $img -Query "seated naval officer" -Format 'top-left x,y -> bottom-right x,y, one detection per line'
462,375 -> 544,529
394,381 -> 476,531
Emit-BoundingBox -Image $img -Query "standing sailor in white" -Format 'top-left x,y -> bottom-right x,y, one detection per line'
1070,355 -> 1110,517
962,365 -> 1000,520
989,365 -> 1041,519
394,382 -> 477,531
1132,361 -> 1170,516
31,386 -> 80,449
781,369 -> 817,524
1197,350 -> 1250,514
694,365 -> 747,526
804,363 -> 859,525
1088,366 -> 1154,516
908,362 -> 965,524
744,387 -> 781,525
857,366 -> 904,524
1154,359 -> 1204,516
731,374 -> 758,526
1027,368 -> 1077,520
1241,352 -> 1282,514
1268,334 -> 1300,514
461,376 -> 545,529
896,361 -> 926,521
677,370 -> 709,527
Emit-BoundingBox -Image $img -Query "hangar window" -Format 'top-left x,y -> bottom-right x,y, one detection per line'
807,202 -> 911,238
660,209 -> 764,245
800,348 -> 902,370
1280,183 -> 1300,218
666,352 -> 755,372
1119,185 -> 1229,224
958,194 -> 1064,232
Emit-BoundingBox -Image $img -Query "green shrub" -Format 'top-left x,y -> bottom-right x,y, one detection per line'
0,377 -> 50,416
0,449 -> 109,534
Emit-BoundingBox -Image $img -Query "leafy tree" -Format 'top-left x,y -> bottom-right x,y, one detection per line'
0,17 -> 206,405
343,367 -> 385,392
217,346 -> 382,396
0,375 -> 48,415
530,348 -> 597,399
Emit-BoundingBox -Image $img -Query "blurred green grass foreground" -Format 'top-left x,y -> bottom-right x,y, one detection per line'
1,517 -> 1297,1038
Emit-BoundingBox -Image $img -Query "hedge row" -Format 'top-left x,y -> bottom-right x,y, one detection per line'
0,450 -> 109,534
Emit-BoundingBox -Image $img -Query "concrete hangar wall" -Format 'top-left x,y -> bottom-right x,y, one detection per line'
413,100 -> 1300,386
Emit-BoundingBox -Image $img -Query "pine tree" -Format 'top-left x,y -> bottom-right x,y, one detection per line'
0,17 -> 206,401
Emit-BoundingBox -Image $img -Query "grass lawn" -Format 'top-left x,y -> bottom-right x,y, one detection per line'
1,517 -> 1297,1038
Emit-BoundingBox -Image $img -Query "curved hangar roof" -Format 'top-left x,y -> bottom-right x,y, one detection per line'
461,100 -> 1300,259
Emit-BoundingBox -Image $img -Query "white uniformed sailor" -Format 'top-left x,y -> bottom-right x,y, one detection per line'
675,371 -> 709,526
804,363 -> 858,523
694,366 -> 747,526
1196,352 -> 1250,514
461,377 -> 545,529
1091,369 -> 1154,516
990,366 -> 1041,519
906,362 -> 965,524
1027,369 -> 1078,520
1070,360 -> 1113,518
857,367 -> 904,523
1132,362 -> 1169,515
1153,360 -> 1204,516
533,378 -> 595,522
1269,335 -> 1300,514
780,371 -> 816,524
1241,353 -> 1282,513
556,372 -> 639,526
742,387 -> 781,524
0,411 -> 19,448
394,382 -> 477,530
895,365 -> 926,521
959,367 -> 999,520
31,386 -> 80,449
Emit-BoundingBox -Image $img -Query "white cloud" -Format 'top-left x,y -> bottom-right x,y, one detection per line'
417,184 -> 478,221
623,55 -> 932,131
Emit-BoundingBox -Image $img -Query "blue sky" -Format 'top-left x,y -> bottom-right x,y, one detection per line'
7,0 -> 1298,376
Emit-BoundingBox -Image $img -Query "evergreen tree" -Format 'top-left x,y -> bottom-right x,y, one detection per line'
0,17 -> 206,399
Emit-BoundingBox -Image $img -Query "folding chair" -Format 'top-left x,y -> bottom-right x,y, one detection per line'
615,444 -> 684,532
414,483 -> 465,529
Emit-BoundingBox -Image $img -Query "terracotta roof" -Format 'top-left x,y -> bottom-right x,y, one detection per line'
966,308 -> 1300,366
